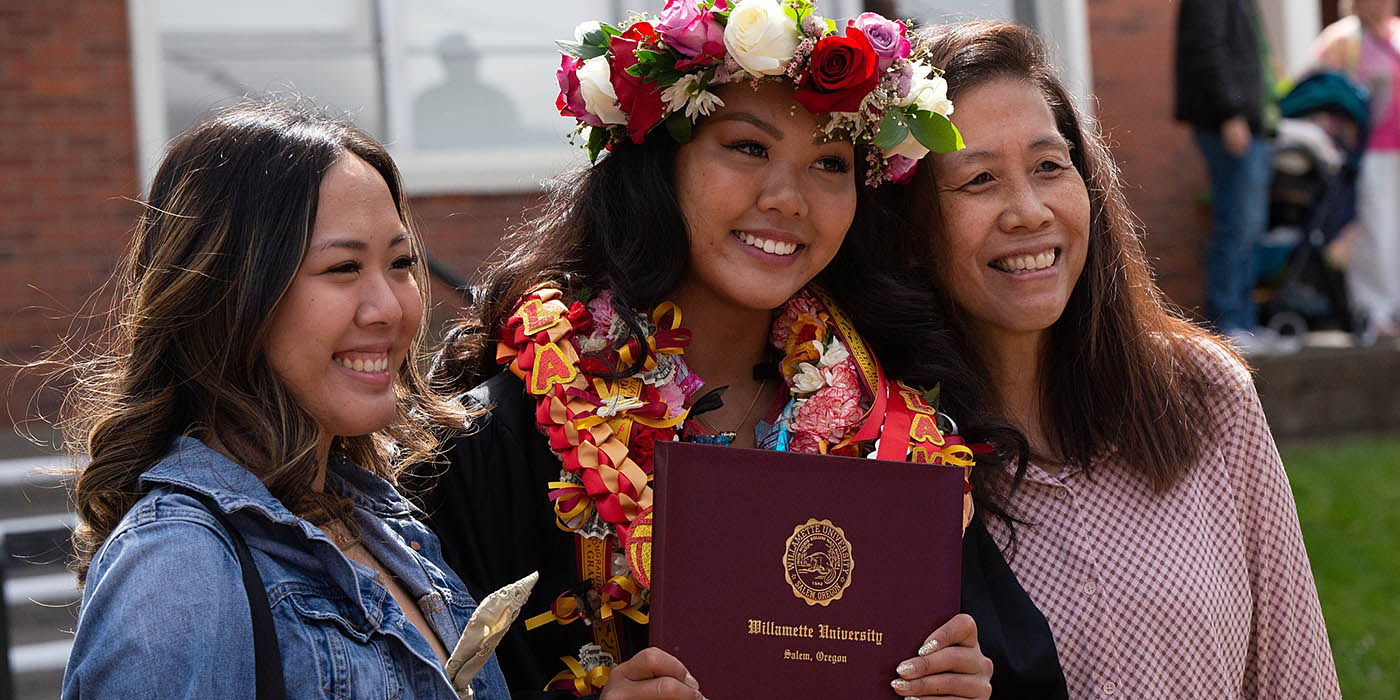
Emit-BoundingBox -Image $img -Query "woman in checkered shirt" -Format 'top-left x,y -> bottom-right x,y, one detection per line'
892,21 -> 1343,699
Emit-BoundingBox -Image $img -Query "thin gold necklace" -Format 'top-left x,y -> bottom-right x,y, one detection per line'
695,378 -> 768,444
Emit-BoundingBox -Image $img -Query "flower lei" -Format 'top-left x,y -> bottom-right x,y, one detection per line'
500,285 -> 976,693
555,0 -> 964,185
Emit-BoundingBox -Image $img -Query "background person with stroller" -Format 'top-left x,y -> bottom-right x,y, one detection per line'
1313,0 -> 1400,343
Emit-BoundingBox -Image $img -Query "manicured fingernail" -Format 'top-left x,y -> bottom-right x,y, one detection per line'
891,678 -> 912,692
918,639 -> 939,656
684,672 -> 700,689
896,660 -> 916,677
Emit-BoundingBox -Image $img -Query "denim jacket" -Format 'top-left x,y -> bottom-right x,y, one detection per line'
62,436 -> 512,700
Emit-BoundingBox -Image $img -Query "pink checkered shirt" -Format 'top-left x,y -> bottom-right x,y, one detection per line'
983,339 -> 1341,699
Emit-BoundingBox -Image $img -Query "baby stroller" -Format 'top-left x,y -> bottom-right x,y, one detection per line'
1256,70 -> 1370,337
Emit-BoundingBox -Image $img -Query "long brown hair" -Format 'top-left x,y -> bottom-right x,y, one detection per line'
61,99 -> 459,582
903,22 -> 1234,498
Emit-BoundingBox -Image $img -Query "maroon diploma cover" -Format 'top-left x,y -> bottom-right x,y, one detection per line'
649,441 -> 965,697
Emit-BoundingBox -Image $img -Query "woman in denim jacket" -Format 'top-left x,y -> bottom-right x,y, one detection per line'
58,100 -> 512,700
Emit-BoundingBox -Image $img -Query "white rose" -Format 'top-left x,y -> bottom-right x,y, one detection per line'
573,20 -> 603,43
723,0 -> 800,76
903,68 -> 954,117
576,55 -> 627,125
884,129 -> 929,161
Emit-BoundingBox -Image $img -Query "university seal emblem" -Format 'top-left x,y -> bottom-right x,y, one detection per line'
782,518 -> 854,606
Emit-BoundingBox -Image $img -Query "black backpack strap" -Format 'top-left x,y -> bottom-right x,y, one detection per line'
194,495 -> 287,700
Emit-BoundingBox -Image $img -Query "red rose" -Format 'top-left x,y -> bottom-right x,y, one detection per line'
794,27 -> 880,114
608,23 -> 667,143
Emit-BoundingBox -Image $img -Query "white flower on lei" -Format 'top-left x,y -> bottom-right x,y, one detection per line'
723,0 -> 800,77
660,73 -> 725,120
818,337 -> 849,368
792,362 -> 826,394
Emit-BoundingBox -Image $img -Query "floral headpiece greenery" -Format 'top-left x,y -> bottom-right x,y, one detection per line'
555,0 -> 964,185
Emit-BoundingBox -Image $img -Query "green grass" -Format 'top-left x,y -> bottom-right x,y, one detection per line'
1282,437 -> 1400,699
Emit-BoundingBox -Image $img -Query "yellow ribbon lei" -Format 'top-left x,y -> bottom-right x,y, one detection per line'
546,656 -> 610,695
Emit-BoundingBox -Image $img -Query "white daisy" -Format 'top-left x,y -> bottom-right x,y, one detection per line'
661,73 -> 725,120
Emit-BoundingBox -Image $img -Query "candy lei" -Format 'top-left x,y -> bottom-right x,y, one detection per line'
499,285 -> 975,693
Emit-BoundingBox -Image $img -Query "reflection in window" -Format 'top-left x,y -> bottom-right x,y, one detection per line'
157,0 -> 383,138
154,0 -> 625,152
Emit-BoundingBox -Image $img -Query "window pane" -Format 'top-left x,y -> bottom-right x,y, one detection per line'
156,0 -> 383,138
391,0 -> 622,152
890,0 -> 1017,23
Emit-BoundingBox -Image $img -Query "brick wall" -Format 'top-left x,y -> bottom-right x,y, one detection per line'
1085,0 -> 1211,314
413,191 -> 544,331
0,0 -> 540,429
0,0 -> 141,427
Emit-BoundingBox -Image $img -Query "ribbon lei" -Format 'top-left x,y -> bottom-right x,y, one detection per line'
615,301 -> 691,372
547,480 -> 594,531
599,575 -> 649,625
545,657 -> 609,695
525,590 -> 585,631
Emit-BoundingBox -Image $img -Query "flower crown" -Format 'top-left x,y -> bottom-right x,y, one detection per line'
555,0 -> 963,185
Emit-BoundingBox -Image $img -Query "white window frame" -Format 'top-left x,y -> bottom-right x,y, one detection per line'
1029,0 -> 1092,117
129,0 -> 986,196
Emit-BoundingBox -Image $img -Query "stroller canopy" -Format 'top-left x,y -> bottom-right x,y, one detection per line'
1279,70 -> 1371,166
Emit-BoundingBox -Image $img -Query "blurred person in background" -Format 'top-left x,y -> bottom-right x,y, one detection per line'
1313,0 -> 1400,343
1174,0 -> 1281,353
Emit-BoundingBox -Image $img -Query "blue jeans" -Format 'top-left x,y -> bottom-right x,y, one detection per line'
1194,128 -> 1272,333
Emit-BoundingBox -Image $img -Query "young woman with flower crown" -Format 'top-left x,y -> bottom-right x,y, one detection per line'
417,2 -> 1036,699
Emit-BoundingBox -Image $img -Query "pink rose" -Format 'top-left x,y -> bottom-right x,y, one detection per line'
886,154 -> 918,183
848,12 -> 910,71
658,0 -> 726,61
556,54 -> 605,128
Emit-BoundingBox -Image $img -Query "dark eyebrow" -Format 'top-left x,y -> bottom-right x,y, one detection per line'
707,111 -> 848,146
312,231 -> 410,252
945,135 -> 1071,164
707,112 -> 783,140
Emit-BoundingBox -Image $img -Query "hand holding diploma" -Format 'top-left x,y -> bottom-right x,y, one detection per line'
890,614 -> 993,699
599,648 -> 705,700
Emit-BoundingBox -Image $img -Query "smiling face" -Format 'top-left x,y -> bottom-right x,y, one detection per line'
930,77 -> 1089,347
671,80 -> 858,313
263,154 -> 422,447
